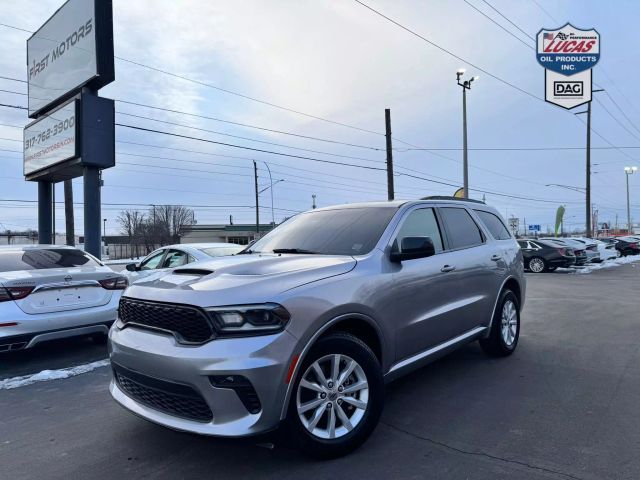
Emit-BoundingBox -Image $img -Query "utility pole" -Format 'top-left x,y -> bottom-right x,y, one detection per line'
625,166 -> 637,234
253,160 -> 259,235
385,109 -> 394,200
64,179 -> 74,245
575,89 -> 603,238
312,194 -> 317,209
456,69 -> 478,198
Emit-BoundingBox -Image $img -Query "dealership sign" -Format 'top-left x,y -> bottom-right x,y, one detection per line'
23,100 -> 77,177
27,0 -> 114,118
537,23 -> 599,110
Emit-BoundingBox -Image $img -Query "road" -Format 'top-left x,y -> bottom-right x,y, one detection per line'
1,265 -> 639,479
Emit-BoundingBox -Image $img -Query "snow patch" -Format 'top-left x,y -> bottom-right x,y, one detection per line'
558,255 -> 640,275
0,359 -> 110,390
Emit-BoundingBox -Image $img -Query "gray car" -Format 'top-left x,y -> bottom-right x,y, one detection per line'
109,199 -> 525,457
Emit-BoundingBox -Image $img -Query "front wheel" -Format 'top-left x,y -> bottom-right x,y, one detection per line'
286,333 -> 384,459
480,289 -> 520,357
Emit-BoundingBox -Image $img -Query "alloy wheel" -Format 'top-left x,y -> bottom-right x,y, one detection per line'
501,300 -> 518,346
529,258 -> 545,273
296,354 -> 369,440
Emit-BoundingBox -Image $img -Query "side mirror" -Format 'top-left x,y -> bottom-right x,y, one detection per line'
390,236 -> 436,262
125,263 -> 140,272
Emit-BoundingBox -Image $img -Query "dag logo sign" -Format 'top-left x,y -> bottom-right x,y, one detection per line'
536,23 -> 600,110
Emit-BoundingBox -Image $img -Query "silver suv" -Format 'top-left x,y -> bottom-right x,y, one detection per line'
109,199 -> 525,458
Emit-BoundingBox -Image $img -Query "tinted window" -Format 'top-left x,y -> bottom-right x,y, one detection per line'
440,207 -> 484,249
395,208 -> 444,253
474,210 -> 511,240
0,248 -> 100,272
140,251 -> 164,270
163,250 -> 189,268
201,246 -> 244,257
249,207 -> 398,255
517,240 -> 527,248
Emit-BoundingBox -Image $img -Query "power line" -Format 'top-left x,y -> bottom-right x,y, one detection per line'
115,122 -> 388,171
353,0 -> 542,102
462,0 -> 534,50
116,111 -> 384,163
480,0 -> 534,40
0,22 -> 386,139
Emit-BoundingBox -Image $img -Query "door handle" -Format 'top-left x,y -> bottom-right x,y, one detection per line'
440,265 -> 456,273
490,254 -> 501,261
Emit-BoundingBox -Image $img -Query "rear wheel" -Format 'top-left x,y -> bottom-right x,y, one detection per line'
286,333 -> 384,459
480,289 -> 520,357
528,257 -> 546,273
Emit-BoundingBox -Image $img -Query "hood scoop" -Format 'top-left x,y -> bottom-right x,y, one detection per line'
172,268 -> 214,276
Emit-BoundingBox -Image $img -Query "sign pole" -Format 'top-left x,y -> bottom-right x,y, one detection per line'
83,165 -> 101,258
586,101 -> 591,238
37,181 -> 53,244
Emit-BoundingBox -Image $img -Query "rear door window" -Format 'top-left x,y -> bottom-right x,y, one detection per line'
162,250 -> 189,268
0,248 -> 100,272
395,208 -> 444,253
474,210 -> 511,240
439,207 -> 484,250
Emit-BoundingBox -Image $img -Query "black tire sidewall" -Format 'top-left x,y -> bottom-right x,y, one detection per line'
286,333 -> 384,459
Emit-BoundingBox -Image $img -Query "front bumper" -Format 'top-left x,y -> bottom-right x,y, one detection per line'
108,324 -> 298,437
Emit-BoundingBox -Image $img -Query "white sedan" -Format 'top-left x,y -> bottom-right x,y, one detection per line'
122,242 -> 244,283
571,237 -> 617,261
0,245 -> 127,352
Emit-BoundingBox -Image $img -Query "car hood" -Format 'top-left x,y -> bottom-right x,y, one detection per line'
123,254 -> 357,307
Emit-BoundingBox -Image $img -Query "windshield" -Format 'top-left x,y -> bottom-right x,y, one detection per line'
248,207 -> 398,255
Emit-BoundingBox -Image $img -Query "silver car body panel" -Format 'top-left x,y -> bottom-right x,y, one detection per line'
109,200 -> 525,436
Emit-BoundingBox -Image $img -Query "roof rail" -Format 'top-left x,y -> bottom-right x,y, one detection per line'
420,196 -> 485,204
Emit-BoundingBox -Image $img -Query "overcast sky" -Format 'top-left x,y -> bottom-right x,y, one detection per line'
1,0 -> 639,235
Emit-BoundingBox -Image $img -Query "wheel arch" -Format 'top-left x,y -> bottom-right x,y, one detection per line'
483,275 -> 523,338
279,313 -> 386,421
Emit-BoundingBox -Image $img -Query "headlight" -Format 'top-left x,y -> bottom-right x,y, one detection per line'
206,303 -> 290,336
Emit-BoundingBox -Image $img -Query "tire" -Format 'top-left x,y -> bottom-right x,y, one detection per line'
528,257 -> 546,273
286,332 -> 384,459
479,289 -> 520,357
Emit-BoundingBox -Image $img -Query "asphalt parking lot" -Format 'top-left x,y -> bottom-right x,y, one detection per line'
1,264 -> 639,480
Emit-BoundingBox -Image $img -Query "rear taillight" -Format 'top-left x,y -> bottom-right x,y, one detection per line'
630,243 -> 638,249
0,286 -> 35,303
99,276 -> 129,290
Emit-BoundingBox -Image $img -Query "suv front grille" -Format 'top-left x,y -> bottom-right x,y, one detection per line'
113,363 -> 213,422
119,297 -> 214,344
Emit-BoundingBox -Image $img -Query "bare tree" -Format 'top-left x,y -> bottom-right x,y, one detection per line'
148,205 -> 195,244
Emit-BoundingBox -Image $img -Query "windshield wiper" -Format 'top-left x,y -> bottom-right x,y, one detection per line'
272,248 -> 319,254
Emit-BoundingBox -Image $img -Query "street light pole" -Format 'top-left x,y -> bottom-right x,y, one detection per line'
625,166 -> 637,233
456,69 -> 478,198
263,162 -> 275,225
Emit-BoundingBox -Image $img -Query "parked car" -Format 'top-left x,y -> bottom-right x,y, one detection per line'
540,238 -> 589,265
612,237 -> 640,256
0,245 -> 127,352
570,237 -> 614,262
516,239 -> 576,272
123,243 -> 244,283
110,199 -> 525,458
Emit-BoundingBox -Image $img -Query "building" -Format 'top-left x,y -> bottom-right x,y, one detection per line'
179,224 -> 274,245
